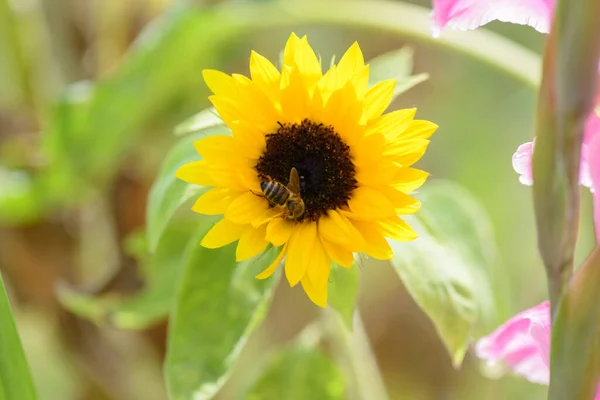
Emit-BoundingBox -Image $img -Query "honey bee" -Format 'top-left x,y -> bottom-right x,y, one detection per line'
260,167 -> 305,220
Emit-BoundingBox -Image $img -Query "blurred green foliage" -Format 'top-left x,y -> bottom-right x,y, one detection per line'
0,0 -> 574,399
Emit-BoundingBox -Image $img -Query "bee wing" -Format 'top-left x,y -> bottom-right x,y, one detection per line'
287,167 -> 301,195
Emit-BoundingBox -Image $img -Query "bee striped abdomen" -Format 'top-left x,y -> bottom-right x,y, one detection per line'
261,181 -> 290,206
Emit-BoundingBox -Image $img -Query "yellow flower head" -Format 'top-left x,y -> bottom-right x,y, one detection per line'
176,33 -> 437,307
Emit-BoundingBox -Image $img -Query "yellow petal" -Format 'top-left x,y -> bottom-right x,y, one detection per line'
282,33 -> 301,70
366,108 -> 416,139
392,168 -> 430,193
401,120 -> 439,140
210,93 -> 273,133
336,42 -> 364,82
199,165 -> 250,191
301,275 -> 327,308
350,65 -> 370,99
256,244 -> 286,280
285,222 -> 317,287
232,74 -> 280,124
376,186 -> 421,214
175,160 -> 214,186
250,207 -> 282,228
283,33 -> 322,91
319,80 -> 363,145
266,217 -> 294,246
202,69 -> 236,96
317,65 -> 341,102
352,133 -> 386,168
364,79 -> 396,121
193,135 -> 253,166
378,216 -> 418,242
193,135 -> 234,158
280,66 -> 311,124
209,95 -> 240,126
201,218 -> 245,248
307,238 -> 331,291
356,159 -> 401,187
225,192 -> 269,224
229,120 -> 267,158
192,188 -> 239,215
350,220 -> 393,260
383,139 -> 429,166
236,224 -> 268,261
318,209 -> 365,249
348,186 -> 396,220
236,167 -> 262,193
249,50 -> 281,103
322,239 -> 354,268
394,151 -> 428,168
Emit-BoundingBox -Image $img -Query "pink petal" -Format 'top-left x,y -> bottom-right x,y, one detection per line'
581,111 -> 600,191
512,110 -> 600,189
512,141 -> 535,186
475,301 -> 550,384
432,0 -> 555,37
589,130 -> 600,243
477,302 -> 600,398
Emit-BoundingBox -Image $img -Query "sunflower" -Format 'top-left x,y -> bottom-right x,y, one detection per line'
175,33 -> 437,307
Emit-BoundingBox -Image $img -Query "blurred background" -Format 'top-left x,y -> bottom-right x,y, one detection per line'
0,0 -> 595,399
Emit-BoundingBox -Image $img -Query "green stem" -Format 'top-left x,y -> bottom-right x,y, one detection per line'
323,309 -> 389,400
210,0 -> 540,88
532,0 -> 600,317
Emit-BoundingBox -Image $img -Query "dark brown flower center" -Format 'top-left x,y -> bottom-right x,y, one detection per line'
255,119 -> 357,221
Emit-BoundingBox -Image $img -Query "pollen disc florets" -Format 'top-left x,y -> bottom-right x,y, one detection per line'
255,119 -> 357,221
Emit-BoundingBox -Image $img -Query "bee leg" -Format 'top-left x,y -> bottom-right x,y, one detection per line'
250,190 -> 264,198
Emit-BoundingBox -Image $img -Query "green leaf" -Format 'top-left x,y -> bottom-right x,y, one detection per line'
367,47 -> 429,99
165,224 -> 281,400
328,264 -> 358,330
389,223 -> 476,367
416,181 -> 505,332
394,73 -> 429,98
0,271 -> 37,400
146,126 -> 229,252
247,342 -> 345,400
368,47 -> 415,85
174,107 -> 224,136
416,181 -> 497,271
389,180 -> 499,366
549,247 -> 600,400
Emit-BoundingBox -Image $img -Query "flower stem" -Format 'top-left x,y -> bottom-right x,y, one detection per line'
322,309 -> 389,400
532,0 -> 600,317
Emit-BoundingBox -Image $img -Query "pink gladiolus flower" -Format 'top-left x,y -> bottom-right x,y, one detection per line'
476,302 -> 600,398
511,112 -> 600,242
431,0 -> 555,36
476,301 -> 550,384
